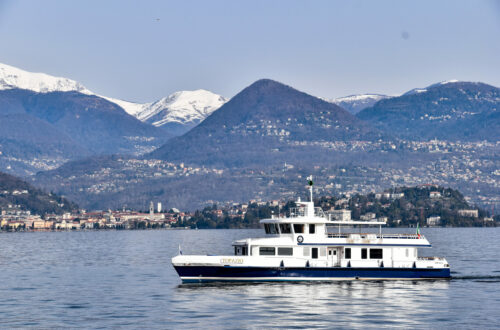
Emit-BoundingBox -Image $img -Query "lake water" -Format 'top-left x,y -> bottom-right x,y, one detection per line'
1,228 -> 499,328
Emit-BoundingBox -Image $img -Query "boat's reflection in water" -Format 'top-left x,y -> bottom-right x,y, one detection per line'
173,280 -> 451,328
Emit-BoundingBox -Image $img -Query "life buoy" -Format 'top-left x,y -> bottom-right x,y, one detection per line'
297,235 -> 304,243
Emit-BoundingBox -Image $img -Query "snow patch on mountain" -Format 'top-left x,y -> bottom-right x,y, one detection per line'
404,80 -> 462,95
333,94 -> 389,103
331,94 -> 390,114
99,96 -> 145,116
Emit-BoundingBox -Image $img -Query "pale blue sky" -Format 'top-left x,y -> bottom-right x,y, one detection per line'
0,0 -> 499,102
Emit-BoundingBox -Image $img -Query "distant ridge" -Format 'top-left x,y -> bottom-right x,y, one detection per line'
357,81 -> 500,141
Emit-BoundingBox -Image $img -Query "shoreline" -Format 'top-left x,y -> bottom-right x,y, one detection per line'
1,225 -> 497,233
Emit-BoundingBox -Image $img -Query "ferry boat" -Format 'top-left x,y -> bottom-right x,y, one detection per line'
172,178 -> 451,282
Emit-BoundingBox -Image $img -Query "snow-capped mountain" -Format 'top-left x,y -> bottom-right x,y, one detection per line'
332,94 -> 390,114
99,90 -> 227,135
0,62 -> 92,94
0,62 -> 227,135
136,90 -> 228,135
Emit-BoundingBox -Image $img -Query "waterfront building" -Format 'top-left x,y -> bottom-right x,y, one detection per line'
458,209 -> 479,218
427,216 -> 441,226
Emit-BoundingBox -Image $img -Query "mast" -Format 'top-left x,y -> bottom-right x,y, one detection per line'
307,175 -> 313,202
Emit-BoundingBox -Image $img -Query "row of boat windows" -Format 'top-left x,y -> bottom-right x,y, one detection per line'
236,247 -> 416,259
264,223 -> 315,235
256,247 -> 384,259
260,247 -> 293,256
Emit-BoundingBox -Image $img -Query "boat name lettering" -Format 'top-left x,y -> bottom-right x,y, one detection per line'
220,258 -> 244,264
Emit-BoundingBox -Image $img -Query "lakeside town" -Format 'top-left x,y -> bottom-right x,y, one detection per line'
1,185 -> 497,232
0,201 -> 187,231
29,139 -> 500,213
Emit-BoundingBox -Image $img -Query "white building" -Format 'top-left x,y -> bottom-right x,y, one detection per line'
330,209 -> 351,222
430,191 -> 441,198
378,216 -> 388,223
360,213 -> 376,221
391,193 -> 405,199
458,209 -> 479,218
427,216 -> 441,226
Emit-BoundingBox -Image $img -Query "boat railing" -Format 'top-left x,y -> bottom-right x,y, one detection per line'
327,233 -> 424,239
314,207 -> 326,218
289,207 -> 305,217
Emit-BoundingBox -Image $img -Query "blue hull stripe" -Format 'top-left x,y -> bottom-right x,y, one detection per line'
299,243 -> 432,247
174,266 -> 451,282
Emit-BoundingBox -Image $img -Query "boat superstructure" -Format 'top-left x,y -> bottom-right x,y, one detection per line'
172,177 -> 450,282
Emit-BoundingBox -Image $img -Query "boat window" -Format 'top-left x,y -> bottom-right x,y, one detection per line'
309,224 -> 316,234
303,247 -> 310,257
370,248 -> 383,259
264,224 -> 271,234
242,246 -> 248,256
259,247 -> 276,256
345,248 -> 351,259
279,223 -> 292,234
267,224 -> 278,234
234,247 -> 238,255
361,248 -> 368,259
312,248 -> 318,259
293,224 -> 304,234
278,247 -> 293,256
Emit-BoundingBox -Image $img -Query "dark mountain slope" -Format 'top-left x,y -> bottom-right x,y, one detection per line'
0,89 -> 172,175
149,79 -> 386,167
17,90 -> 172,154
0,113 -> 89,159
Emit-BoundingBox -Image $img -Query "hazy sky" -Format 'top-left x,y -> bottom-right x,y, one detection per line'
1,0 -> 499,102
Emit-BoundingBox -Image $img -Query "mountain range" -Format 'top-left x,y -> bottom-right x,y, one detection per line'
0,63 -> 227,175
1,61 -> 499,211
0,63 -> 227,133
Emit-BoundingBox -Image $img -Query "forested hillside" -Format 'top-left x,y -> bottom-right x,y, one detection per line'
0,171 -> 77,214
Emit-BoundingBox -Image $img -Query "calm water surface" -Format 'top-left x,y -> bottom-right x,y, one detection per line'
1,228 -> 500,328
